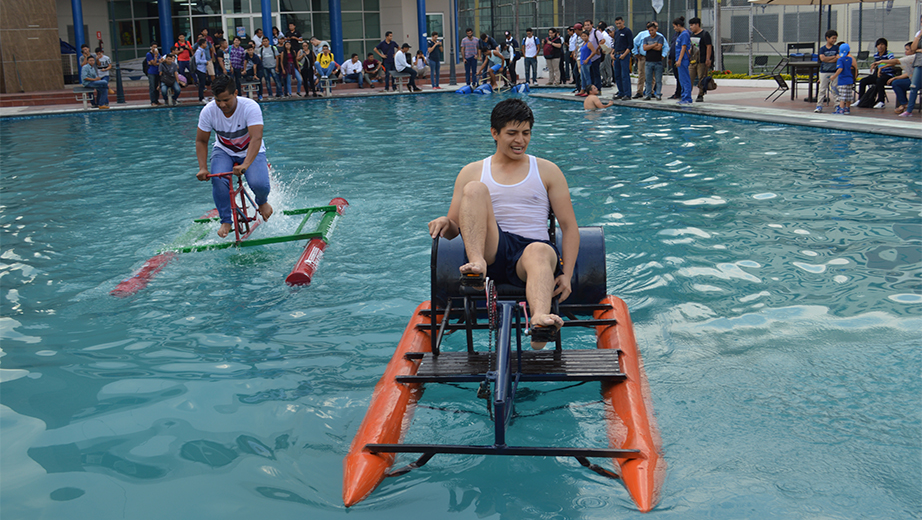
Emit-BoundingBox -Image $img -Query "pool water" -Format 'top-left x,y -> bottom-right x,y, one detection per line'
1,94 -> 920,519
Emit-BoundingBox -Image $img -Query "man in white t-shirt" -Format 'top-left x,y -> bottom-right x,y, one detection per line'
522,28 -> 540,84
195,75 -> 273,238
342,53 -> 366,88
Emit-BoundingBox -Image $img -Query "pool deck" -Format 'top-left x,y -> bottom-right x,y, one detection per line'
2,77 -> 919,139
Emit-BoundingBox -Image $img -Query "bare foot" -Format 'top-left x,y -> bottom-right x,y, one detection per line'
217,223 -> 232,238
530,313 -> 563,350
258,203 -> 273,221
459,260 -> 486,289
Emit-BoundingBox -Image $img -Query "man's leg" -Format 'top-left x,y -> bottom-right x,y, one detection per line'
875,73 -> 891,103
197,70 -> 207,100
612,57 -> 623,96
210,148 -> 237,237
591,59 -> 602,92
148,73 -> 159,104
653,62 -> 663,97
644,62 -> 654,97
457,182 -> 500,278
515,242 -> 564,349
243,151 -> 272,221
634,56 -> 645,95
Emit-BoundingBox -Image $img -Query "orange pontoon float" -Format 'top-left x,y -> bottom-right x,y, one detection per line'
343,224 -> 665,511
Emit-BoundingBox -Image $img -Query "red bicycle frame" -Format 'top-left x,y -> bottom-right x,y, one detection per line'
206,171 -> 261,243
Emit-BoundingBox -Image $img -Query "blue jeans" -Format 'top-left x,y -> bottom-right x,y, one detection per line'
589,58 -> 602,91
524,56 -> 537,83
284,68 -> 303,95
315,63 -> 336,77
613,55 -> 631,97
579,61 -> 591,90
84,80 -> 109,106
160,82 -> 181,102
677,60 -> 692,102
908,66 -> 921,114
147,73 -> 160,103
343,72 -> 363,86
891,77 -> 911,107
430,60 -> 440,87
383,61 -> 395,89
261,68 -> 281,97
196,70 -> 207,100
644,60 -> 664,97
210,149 -> 270,225
464,56 -> 478,85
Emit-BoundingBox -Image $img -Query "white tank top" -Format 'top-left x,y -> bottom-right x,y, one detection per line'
480,154 -> 550,241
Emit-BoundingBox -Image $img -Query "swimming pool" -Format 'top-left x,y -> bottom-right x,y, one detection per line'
1,94 -> 919,519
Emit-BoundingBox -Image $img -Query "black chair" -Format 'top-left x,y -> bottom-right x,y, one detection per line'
856,50 -> 870,69
765,74 -> 789,102
751,56 -> 771,78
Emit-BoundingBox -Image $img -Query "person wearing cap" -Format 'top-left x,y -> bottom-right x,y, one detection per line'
829,43 -> 856,114
522,28 -> 541,85
394,43 -> 422,91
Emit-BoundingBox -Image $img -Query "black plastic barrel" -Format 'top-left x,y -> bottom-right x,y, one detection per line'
431,227 -> 606,306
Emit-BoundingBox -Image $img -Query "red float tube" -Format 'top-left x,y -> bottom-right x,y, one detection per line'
595,295 -> 665,512
342,301 -> 433,507
285,197 -> 348,285
110,252 -> 177,298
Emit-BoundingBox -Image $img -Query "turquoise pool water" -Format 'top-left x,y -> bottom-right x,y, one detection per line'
1,94 -> 920,519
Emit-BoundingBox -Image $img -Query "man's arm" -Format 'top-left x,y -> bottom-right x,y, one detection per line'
195,129 -> 212,180
540,160 -> 578,302
234,125 -> 263,176
427,162 -> 481,240
373,46 -> 385,59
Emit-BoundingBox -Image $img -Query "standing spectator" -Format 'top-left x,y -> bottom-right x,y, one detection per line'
814,30 -> 840,112
568,24 -> 583,90
342,53 -> 366,88
258,37 -> 281,98
159,53 -> 185,105
363,52 -> 384,84
146,42 -> 163,106
310,36 -> 329,56
194,39 -> 210,102
611,17 -> 633,100
856,38 -> 895,109
688,17 -> 712,103
632,25 -> 650,98
228,37 -> 246,89
427,31 -> 443,89
667,20 -> 683,99
173,33 -> 195,85
503,31 -> 520,84
242,45 -> 262,99
214,39 -> 229,77
830,43 -> 855,114
673,18 -> 692,105
460,28 -> 480,86
394,43 -> 422,92
279,40 -> 302,96
199,29 -> 216,80
582,20 -> 605,93
94,47 -> 114,95
600,24 -> 614,88
901,16 -> 922,117
642,22 -> 668,100
523,28 -> 540,85
80,55 -> 109,109
543,28 -> 563,85
576,30 -> 593,96
284,23 -> 303,48
79,44 -> 92,67
414,50 -> 430,79
374,31 -> 400,92
299,42 -> 319,97
271,27 -> 281,46
251,28 -> 264,48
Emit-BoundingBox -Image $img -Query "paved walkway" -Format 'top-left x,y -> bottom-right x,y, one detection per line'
2,78 -> 919,139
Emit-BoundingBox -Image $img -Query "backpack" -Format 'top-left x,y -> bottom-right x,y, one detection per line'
856,85 -> 877,108
688,37 -> 700,64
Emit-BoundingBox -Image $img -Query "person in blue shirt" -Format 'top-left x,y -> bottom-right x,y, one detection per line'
672,17 -> 692,104
80,55 -> 109,109
830,43 -> 856,115
576,30 -> 594,96
145,42 -> 163,106
856,38 -> 896,109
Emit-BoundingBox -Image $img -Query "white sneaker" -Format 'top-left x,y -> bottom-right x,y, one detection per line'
873,101 -> 885,109
851,101 -> 860,107
814,106 -> 822,113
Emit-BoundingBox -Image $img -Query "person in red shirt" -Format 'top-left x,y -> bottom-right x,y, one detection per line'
173,33 -> 195,85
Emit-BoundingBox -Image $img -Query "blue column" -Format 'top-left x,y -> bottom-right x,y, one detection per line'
158,0 -> 173,51
417,0 -> 427,56
329,0 -> 344,64
71,0 -> 85,51
261,0 -> 274,44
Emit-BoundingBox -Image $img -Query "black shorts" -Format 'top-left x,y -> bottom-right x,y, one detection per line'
472,225 -> 563,288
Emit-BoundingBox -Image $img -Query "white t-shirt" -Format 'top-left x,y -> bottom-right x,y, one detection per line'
523,36 -> 539,58
342,59 -> 363,75
197,96 -> 266,158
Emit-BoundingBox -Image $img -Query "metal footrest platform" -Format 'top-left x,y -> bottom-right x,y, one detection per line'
398,349 -> 624,383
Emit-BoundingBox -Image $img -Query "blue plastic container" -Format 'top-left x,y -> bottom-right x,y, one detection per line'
455,85 -> 473,94
473,83 -> 493,94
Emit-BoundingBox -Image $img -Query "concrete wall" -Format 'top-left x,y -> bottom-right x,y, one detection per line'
380,0 -> 454,58
0,0 -> 64,92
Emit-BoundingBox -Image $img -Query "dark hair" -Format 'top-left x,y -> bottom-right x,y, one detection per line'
151,41 -> 159,46
480,33 -> 488,40
907,42 -> 914,48
178,32 -> 186,37
212,74 -> 236,96
432,31 -> 438,36
199,39 -> 207,47
673,17 -> 685,27
385,31 -> 393,37
94,47 -> 103,53
351,53 -> 358,58
490,99 -> 534,133
401,43 -> 410,49
526,27 -> 533,32
261,36 -> 269,42
466,28 -> 473,33
81,43 -> 90,50
585,19 -> 594,24
825,29 -> 837,39
367,52 -> 374,57
549,28 -> 559,35
689,17 -> 701,26
615,17 -> 624,22
876,37 -> 888,47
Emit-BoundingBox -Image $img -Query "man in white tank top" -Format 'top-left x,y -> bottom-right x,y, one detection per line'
427,99 -> 580,348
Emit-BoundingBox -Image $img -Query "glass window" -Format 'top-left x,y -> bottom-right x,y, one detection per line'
139,18 -> 159,46
173,17 -> 193,40
312,0 -> 325,11
283,14 -> 312,35
365,39 -> 379,56
342,12 -> 363,39
343,40 -> 365,60
191,0 -> 221,16
364,0 -> 379,11
192,17 -> 223,39
312,12 -> 330,40
117,20 -> 136,47
173,2 -> 190,16
342,0 -> 363,11
426,13 -> 443,36
280,0 -> 311,11
364,12 -> 380,39
133,0 -> 158,19
113,1 -> 132,19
